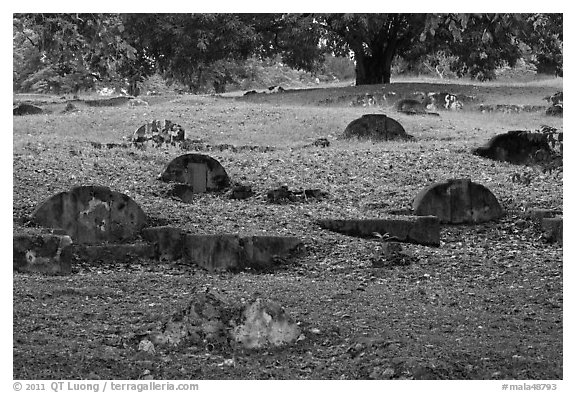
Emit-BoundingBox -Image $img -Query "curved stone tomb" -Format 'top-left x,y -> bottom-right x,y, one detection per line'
31,186 -> 147,244
472,130 -> 552,164
413,179 -> 503,224
160,153 -> 230,193
14,103 -> 43,116
426,92 -> 463,110
132,119 -> 185,146
340,114 -> 413,141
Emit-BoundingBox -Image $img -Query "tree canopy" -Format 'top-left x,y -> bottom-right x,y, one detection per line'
13,13 -> 563,94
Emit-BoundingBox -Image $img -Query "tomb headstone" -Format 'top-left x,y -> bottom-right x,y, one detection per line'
132,119 -> 185,146
160,154 -> 230,193
340,114 -> 413,141
472,131 -> 552,164
413,179 -> 503,224
13,103 -> 43,116
31,185 -> 148,244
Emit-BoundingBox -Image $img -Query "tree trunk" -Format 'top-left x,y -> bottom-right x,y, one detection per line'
354,45 -> 396,85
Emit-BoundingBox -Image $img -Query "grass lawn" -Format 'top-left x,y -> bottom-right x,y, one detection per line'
13,77 -> 563,381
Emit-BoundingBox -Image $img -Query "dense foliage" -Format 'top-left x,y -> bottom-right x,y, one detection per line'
13,13 -> 562,94
13,14 -> 143,94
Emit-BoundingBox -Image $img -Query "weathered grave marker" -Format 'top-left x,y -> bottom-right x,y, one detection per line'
31,185 -> 147,244
132,119 -> 185,147
340,114 -> 413,141
160,153 -> 230,193
413,179 -> 503,224
13,103 -> 43,116
472,131 -> 552,164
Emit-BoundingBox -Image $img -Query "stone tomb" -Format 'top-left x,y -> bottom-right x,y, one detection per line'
472,131 -> 552,164
132,119 -> 185,146
13,102 -> 43,116
413,179 -> 503,224
13,230 -> 73,275
339,114 -> 413,141
160,153 -> 230,193
31,185 -> 148,244
153,291 -> 300,350
317,216 -> 440,246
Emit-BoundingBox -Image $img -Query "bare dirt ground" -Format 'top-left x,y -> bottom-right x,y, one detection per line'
13,78 -> 563,381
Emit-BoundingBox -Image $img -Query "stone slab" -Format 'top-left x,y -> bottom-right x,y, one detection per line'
183,234 -> 244,272
183,234 -> 303,271
241,236 -> 302,268
70,242 -> 154,263
317,216 -> 440,246
141,226 -> 185,261
14,233 -> 73,275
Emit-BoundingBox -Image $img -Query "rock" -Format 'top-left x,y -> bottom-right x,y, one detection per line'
183,234 -> 302,272
232,298 -> 300,349
524,208 -> 560,224
141,226 -> 184,261
160,154 -> 230,193
267,186 -> 293,203
153,291 -> 230,347
267,186 -> 328,203
371,242 -> 413,267
61,102 -> 79,113
31,185 -> 148,245
229,184 -> 255,200
472,130 -> 552,164
267,86 -> 285,93
138,340 -> 155,354
353,94 -> 378,107
426,92 -> 463,110
413,179 -> 503,224
312,138 -> 330,147
542,217 -> 562,243
132,120 -> 185,147
317,216 -> 440,247
544,91 -> 563,105
546,104 -> 562,116
169,184 -> 197,203
340,114 -> 413,141
154,292 -> 300,350
129,98 -> 149,106
477,104 -> 546,113
84,96 -> 134,107
13,232 -> 73,275
13,103 -> 43,116
396,97 -> 429,115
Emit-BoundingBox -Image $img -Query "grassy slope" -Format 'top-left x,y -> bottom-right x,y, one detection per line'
13,78 -> 563,380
